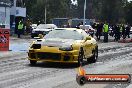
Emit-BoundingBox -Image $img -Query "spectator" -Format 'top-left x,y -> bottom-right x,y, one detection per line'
17,20 -> 24,38
125,25 -> 130,38
103,22 -> 109,43
114,25 -> 120,41
96,23 -> 103,41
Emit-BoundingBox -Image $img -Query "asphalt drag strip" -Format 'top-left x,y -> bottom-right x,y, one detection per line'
0,43 -> 132,88
53,45 -> 132,88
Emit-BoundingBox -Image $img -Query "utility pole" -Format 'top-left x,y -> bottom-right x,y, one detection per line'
45,0 -> 47,24
5,5 -> 6,25
14,0 -> 16,15
83,0 -> 86,29
45,6 -> 46,24
12,0 -> 16,34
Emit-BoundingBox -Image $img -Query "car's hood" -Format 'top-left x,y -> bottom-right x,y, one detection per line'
35,38 -> 79,47
33,29 -> 53,32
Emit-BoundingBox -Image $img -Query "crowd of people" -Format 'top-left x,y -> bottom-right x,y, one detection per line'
16,19 -> 131,42
92,22 -> 131,43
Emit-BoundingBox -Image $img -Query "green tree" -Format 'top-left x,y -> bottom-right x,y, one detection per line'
125,1 -> 132,24
77,0 -> 128,24
101,0 -> 127,24
25,0 -> 130,24
25,0 -> 72,23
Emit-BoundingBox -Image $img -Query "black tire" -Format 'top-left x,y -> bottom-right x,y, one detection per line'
30,60 -> 37,65
77,47 -> 84,66
87,46 -> 98,63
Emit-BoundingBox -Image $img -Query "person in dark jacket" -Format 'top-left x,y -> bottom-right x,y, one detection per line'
121,25 -> 126,39
114,25 -> 120,41
125,25 -> 130,38
96,23 -> 103,41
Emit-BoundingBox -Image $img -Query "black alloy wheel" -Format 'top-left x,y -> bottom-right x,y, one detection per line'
78,47 -> 84,66
87,46 -> 98,63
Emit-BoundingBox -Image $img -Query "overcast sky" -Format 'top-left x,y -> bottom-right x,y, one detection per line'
71,0 -> 77,5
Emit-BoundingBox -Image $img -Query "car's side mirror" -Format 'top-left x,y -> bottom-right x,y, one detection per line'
84,36 -> 91,42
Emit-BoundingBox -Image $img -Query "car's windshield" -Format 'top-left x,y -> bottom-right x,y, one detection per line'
37,25 -> 48,29
44,29 -> 84,40
37,24 -> 55,29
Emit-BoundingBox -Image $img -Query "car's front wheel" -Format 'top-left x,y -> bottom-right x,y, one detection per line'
87,46 -> 98,63
77,47 -> 84,66
30,60 -> 37,65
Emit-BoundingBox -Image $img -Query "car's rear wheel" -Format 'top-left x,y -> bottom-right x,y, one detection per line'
77,47 -> 84,66
30,60 -> 37,65
87,46 -> 98,63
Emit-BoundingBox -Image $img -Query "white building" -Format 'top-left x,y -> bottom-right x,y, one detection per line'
0,0 -> 26,33
10,0 -> 26,34
0,0 -> 11,29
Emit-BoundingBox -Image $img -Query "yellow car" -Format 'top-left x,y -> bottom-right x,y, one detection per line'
28,28 -> 98,65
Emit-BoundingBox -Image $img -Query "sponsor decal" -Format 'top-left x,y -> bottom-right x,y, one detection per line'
0,29 -> 10,51
76,66 -> 131,85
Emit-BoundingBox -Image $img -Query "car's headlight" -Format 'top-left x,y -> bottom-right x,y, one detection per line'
59,46 -> 73,51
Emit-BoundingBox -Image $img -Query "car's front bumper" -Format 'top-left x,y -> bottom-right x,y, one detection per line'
28,49 -> 79,63
28,58 -> 78,63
